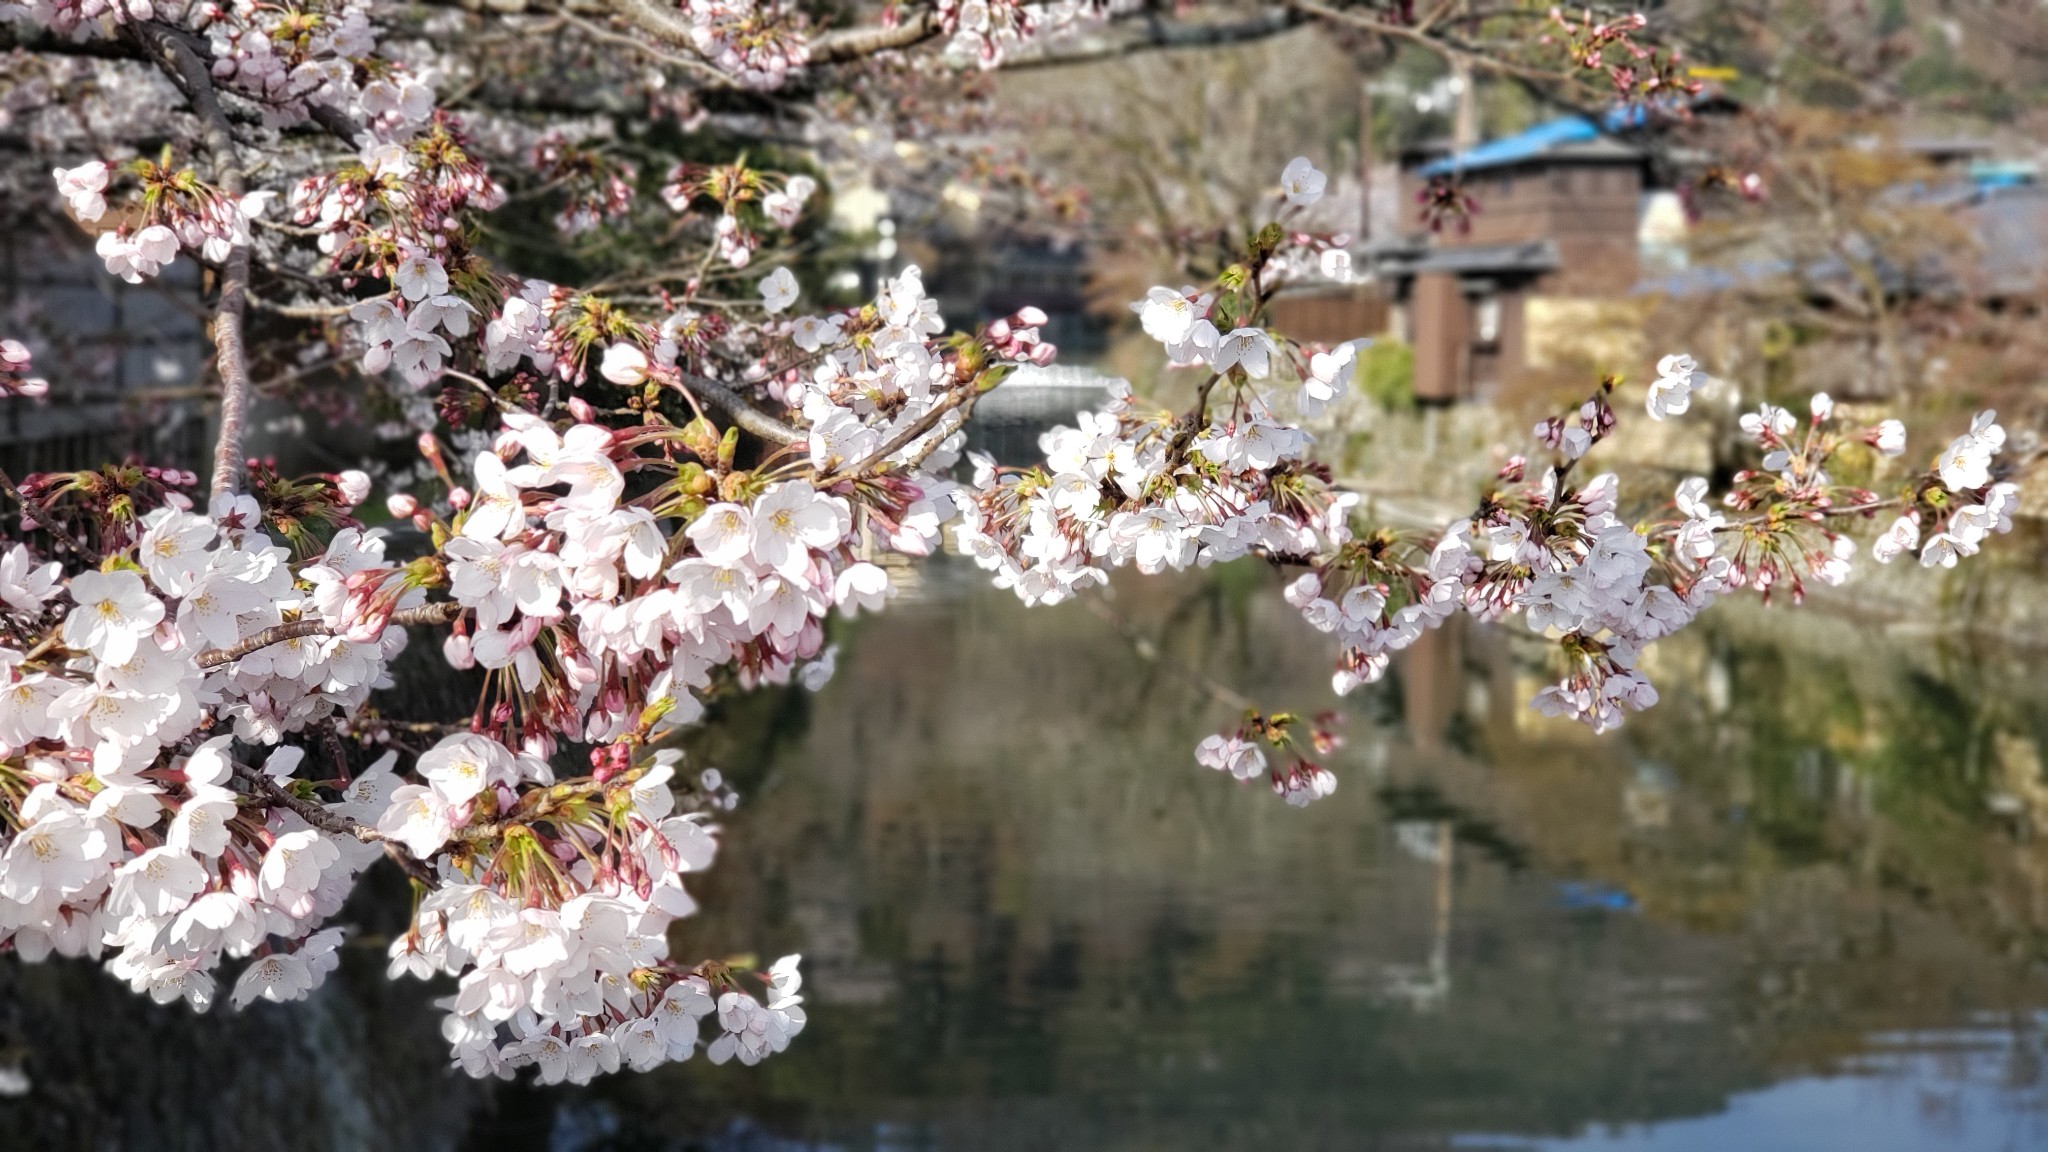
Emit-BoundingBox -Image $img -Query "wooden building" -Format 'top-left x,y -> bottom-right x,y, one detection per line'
1375,117 -> 1653,403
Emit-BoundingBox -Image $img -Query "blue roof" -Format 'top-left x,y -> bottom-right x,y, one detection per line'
1417,116 -> 1601,178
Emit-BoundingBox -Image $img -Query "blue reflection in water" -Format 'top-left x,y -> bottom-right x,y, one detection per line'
1458,1018 -> 2048,1151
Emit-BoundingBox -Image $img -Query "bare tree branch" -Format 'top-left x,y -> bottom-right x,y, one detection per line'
809,10 -> 942,63
679,373 -> 803,445
0,24 -> 146,59
998,8 -> 1303,71
1279,0 -> 1571,82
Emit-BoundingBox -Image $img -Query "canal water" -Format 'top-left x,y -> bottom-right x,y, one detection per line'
5,556 -> 2048,1151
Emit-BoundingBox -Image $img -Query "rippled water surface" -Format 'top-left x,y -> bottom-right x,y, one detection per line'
6,559 -> 2048,1151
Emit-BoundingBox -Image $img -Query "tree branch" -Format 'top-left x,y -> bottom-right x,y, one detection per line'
997,8 -> 1303,71
678,373 -> 802,445
817,382 -> 977,484
1279,0 -> 1572,83
231,761 -> 441,886
604,0 -> 708,52
128,22 -> 254,499
196,601 -> 465,669
809,10 -> 942,63
0,24 -> 146,59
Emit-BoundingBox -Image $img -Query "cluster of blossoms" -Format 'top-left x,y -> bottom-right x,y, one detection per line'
349,253 -> 482,388
954,398 -> 1333,608
0,340 -> 49,399
0,469 -> 409,1007
682,0 -> 811,90
203,0 -> 386,129
0,456 -> 809,1083
377,738 -> 803,1081
1196,711 -> 1342,806
528,138 -> 638,237
932,0 -> 1106,68
1542,7 -> 1702,104
660,165 -> 818,270
426,412 -> 886,747
52,158 -> 274,284
1074,160 -> 2028,792
1247,379 -> 2019,744
286,120 -> 507,267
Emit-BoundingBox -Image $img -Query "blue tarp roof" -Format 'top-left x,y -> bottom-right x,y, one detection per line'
1417,117 -> 1603,178
1413,103 -> 1689,178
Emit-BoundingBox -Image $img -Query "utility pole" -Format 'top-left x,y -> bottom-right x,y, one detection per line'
1451,56 -> 1478,150
1358,78 -> 1374,242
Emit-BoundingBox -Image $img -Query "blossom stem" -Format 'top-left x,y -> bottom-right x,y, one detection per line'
818,383 -> 979,484
0,467 -> 99,562
232,761 -> 441,886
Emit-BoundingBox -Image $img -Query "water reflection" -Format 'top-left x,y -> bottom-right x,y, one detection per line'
4,560 -> 2048,1150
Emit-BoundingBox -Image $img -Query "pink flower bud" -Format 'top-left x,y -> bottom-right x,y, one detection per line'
386,493 -> 419,518
986,319 -> 1011,342
600,343 -> 650,386
448,486 -> 471,510
442,632 -> 475,669
336,469 -> 371,506
1016,306 -> 1048,326
568,397 -> 596,422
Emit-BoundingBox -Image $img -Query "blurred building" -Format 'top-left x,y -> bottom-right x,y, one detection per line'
1266,99 -> 1741,407
0,230 -> 211,477
1373,116 -> 1665,404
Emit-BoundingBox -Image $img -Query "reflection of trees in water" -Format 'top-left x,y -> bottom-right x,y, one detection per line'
7,563 -> 2048,1149
0,867 -> 479,1150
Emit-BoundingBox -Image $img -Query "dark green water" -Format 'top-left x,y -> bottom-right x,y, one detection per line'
5,559 -> 2048,1151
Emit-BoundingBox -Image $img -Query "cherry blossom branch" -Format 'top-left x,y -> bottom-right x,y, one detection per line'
554,7 -> 738,85
809,10 -> 943,64
129,22 -> 254,499
0,467 -> 99,563
817,383 -> 978,483
195,602 -> 465,670
603,0 -> 703,48
900,393 -> 981,471
1279,0 -> 1573,83
678,373 -> 802,445
231,761 -> 380,842
230,761 -> 440,886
